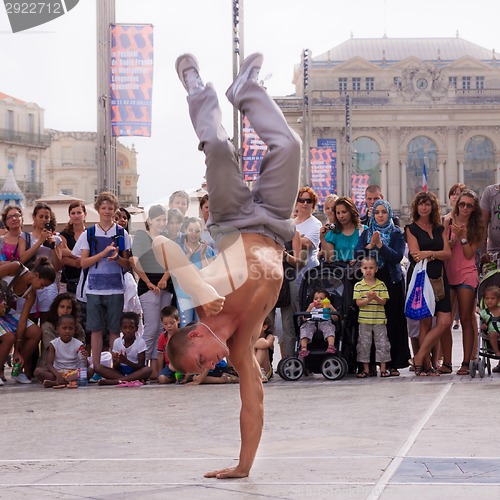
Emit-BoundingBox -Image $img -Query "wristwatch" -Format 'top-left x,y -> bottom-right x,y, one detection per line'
460,238 -> 468,245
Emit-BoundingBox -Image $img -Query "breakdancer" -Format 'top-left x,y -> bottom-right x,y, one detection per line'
153,52 -> 300,478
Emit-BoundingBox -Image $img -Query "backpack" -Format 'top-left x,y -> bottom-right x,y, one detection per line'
78,224 -> 126,296
0,263 -> 26,316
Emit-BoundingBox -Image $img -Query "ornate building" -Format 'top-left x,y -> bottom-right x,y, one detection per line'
276,36 -> 500,215
43,130 -> 139,206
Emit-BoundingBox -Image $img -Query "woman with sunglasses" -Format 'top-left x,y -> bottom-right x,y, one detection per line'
443,189 -> 485,375
294,187 -> 322,290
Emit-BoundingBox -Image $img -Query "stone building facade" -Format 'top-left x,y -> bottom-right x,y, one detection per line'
0,92 -> 49,203
0,92 -> 139,206
43,130 -> 139,206
276,36 -> 500,215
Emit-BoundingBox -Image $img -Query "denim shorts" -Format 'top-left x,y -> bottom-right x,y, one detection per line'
86,293 -> 124,334
160,365 -> 175,379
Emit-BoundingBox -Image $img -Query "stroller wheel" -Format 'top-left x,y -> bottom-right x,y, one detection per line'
339,355 -> 349,375
277,357 -> 304,381
321,356 -> 345,381
469,360 -> 477,378
478,358 -> 486,378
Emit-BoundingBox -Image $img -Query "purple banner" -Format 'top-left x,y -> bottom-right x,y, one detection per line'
309,144 -> 337,206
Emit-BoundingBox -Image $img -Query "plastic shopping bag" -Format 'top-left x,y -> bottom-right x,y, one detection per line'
404,259 -> 435,320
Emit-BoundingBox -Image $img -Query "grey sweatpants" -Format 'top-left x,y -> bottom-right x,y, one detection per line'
187,80 -> 301,246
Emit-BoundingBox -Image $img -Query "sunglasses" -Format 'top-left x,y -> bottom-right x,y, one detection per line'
458,202 -> 474,210
297,198 -> 314,204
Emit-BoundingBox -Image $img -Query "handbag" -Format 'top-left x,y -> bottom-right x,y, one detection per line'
404,259 -> 436,320
429,270 -> 445,302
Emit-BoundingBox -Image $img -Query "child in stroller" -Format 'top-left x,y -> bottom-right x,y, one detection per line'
480,285 -> 500,373
298,289 -> 337,357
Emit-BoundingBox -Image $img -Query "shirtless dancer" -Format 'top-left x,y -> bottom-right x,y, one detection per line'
153,53 -> 300,478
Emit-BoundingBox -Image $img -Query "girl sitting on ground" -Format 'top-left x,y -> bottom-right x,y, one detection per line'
34,315 -> 91,388
38,293 -> 86,369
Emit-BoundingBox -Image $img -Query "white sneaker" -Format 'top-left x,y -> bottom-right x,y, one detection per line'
260,368 -> 268,383
12,373 -> 32,384
226,52 -> 263,103
0,378 -> 4,386
175,54 -> 205,95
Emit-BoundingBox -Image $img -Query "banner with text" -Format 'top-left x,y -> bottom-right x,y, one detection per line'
110,24 -> 154,137
309,145 -> 337,206
351,173 -> 370,218
241,115 -> 267,181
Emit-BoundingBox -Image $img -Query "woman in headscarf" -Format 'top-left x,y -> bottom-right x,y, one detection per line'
354,199 -> 410,375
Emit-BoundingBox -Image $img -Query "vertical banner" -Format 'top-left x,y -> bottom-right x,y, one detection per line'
110,24 -> 154,137
241,115 -> 267,181
309,145 -> 337,206
351,173 -> 370,217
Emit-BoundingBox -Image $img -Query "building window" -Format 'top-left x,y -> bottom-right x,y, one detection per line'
464,136 -> 494,199
365,77 -> 374,91
406,136 -> 438,202
352,137 -> 381,186
338,77 -> 347,92
462,76 -> 471,90
30,159 -> 36,184
7,110 -> 14,130
27,113 -> 34,134
448,76 -> 457,89
352,77 -> 361,91
475,76 -> 484,90
61,188 -> 73,196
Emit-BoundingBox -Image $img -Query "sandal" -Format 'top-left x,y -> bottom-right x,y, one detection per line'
298,348 -> 310,358
67,381 -> 78,389
492,364 -> 500,373
414,364 -> 427,377
380,370 -> 391,378
457,362 -> 470,376
437,362 -> 453,375
389,368 -> 400,377
426,367 -> 440,377
326,345 -> 336,354
357,371 -> 369,379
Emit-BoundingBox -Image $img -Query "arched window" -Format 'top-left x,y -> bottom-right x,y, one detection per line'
464,136 -> 495,199
352,137 -> 380,185
407,136 -> 438,203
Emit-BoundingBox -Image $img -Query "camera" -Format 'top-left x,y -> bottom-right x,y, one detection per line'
325,223 -> 335,231
44,223 -> 52,231
43,223 -> 55,248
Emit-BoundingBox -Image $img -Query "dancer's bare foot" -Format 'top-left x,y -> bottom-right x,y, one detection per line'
205,465 -> 249,479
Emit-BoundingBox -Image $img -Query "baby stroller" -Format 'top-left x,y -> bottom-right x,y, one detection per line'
276,261 -> 357,381
471,268 -> 500,378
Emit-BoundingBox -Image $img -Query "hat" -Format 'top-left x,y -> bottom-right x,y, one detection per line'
148,205 -> 166,220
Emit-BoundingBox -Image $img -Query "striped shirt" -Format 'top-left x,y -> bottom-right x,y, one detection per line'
353,278 -> 389,325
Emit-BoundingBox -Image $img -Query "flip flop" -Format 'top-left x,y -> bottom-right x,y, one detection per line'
52,384 -> 66,389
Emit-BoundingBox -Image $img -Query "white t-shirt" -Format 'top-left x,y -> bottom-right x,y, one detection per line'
112,336 -> 147,368
50,337 -> 83,371
296,215 -> 322,286
72,224 -> 131,296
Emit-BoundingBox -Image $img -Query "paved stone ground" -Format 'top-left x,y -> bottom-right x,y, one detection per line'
2,329 -> 500,499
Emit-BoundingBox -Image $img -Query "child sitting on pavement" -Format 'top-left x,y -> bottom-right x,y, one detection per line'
298,289 -> 337,357
480,285 -> 500,373
157,306 -> 181,384
38,292 -> 86,369
353,256 -> 391,378
185,358 -> 239,385
254,316 -> 274,382
97,312 -> 152,386
34,315 -> 91,388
